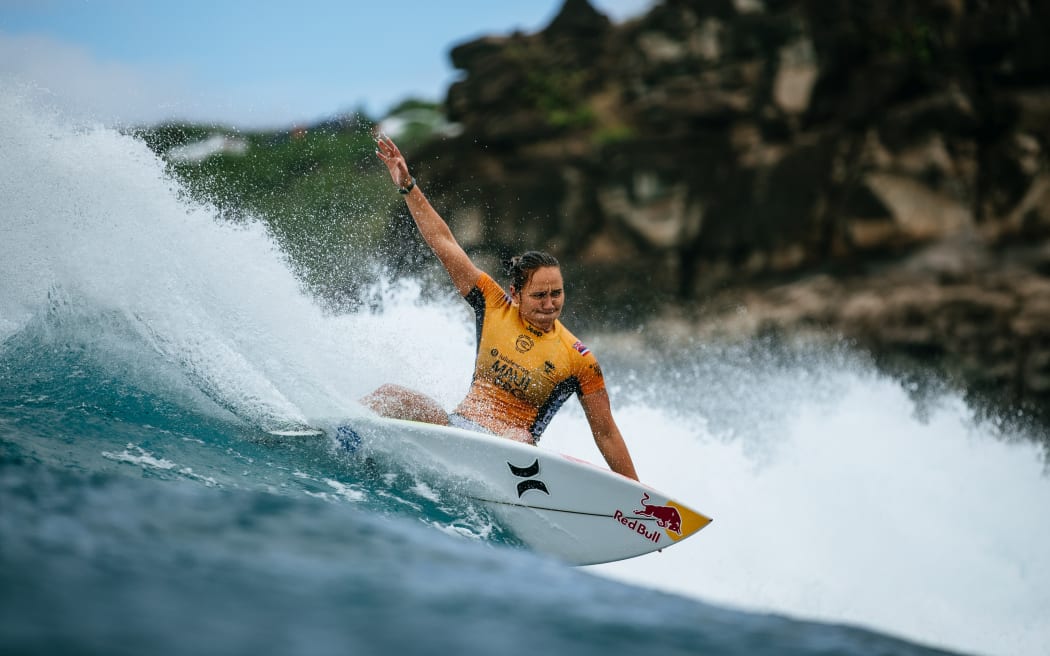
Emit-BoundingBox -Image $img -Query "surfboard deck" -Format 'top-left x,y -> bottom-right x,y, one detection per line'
335,415 -> 712,566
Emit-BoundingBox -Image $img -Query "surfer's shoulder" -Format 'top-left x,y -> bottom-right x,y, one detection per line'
555,323 -> 596,361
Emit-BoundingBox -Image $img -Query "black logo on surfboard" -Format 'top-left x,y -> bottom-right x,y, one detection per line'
508,459 -> 549,497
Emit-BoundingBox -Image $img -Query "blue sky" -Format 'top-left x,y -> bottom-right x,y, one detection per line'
0,0 -> 652,128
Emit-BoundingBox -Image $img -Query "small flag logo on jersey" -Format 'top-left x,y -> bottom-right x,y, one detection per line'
573,340 -> 590,356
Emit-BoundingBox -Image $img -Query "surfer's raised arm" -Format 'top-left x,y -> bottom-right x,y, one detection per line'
374,133 -> 481,296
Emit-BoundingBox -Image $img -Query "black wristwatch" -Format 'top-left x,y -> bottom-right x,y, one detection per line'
398,177 -> 416,195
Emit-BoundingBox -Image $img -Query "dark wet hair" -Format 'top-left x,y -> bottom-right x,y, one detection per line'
505,251 -> 559,291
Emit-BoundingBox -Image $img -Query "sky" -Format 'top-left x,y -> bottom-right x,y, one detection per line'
0,0 -> 654,129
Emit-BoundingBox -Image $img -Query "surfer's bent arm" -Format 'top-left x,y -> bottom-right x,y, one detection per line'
580,389 -> 639,481
375,134 -> 480,296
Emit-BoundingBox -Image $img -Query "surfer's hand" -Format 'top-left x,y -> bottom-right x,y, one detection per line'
374,132 -> 411,189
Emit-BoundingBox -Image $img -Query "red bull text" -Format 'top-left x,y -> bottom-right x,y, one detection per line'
612,510 -> 662,544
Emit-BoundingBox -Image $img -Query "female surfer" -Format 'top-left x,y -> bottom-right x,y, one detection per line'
364,134 -> 639,481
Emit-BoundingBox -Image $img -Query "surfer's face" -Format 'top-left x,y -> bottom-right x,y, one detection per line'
512,266 -> 564,333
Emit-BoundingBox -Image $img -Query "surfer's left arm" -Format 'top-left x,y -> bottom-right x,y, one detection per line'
580,389 -> 639,481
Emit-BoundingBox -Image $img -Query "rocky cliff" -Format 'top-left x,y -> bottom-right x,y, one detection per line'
390,0 -> 1050,421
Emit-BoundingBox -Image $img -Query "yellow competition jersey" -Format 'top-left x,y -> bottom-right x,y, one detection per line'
453,273 -> 605,440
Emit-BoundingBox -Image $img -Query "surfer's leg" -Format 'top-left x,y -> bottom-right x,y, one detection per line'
360,384 -> 450,425
500,427 -> 536,445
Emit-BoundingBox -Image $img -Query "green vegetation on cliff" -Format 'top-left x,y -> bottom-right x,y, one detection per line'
133,102 -> 446,307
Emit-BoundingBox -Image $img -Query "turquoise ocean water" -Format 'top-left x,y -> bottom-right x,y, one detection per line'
2,89 -> 1048,656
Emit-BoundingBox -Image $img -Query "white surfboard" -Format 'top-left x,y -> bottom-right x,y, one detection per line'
336,415 -> 712,566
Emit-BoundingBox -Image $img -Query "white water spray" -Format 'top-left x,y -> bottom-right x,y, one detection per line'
570,376 -> 1050,656
2,87 -> 1048,656
0,87 -> 474,427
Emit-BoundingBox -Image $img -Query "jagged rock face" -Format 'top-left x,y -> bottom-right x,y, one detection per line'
397,0 -> 1050,416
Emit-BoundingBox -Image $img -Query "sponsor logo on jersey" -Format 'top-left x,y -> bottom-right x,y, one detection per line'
515,334 -> 535,353
572,340 -> 590,356
490,360 -> 533,400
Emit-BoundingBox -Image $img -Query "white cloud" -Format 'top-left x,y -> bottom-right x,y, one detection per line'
0,30 -> 401,128
0,30 -> 276,127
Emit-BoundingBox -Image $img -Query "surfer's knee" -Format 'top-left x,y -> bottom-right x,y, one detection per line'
365,384 -> 407,402
361,384 -> 449,426
501,427 -> 536,445
361,384 -> 412,414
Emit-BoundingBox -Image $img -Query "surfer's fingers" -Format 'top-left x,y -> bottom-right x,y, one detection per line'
377,144 -> 401,165
375,139 -> 401,161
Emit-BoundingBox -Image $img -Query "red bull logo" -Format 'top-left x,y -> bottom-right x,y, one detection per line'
613,494 -> 712,544
613,510 -> 661,544
611,494 -> 688,544
634,493 -> 683,535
